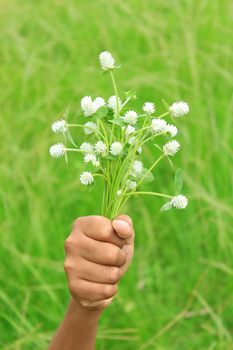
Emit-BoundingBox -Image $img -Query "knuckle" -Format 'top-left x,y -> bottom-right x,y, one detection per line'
108,267 -> 121,283
64,258 -> 74,273
100,284 -> 117,299
64,238 -> 74,252
73,216 -> 84,229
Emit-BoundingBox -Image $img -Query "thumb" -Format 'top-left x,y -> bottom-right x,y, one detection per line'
112,215 -> 134,239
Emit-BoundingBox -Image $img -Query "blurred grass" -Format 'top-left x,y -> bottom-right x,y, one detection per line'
0,0 -> 233,349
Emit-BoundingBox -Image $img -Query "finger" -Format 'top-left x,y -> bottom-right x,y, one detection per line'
67,258 -> 122,284
78,234 -> 127,267
73,216 -> 125,248
80,297 -> 114,309
112,215 -> 134,241
69,279 -> 118,302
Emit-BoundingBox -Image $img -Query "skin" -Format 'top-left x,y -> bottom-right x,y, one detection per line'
48,214 -> 134,350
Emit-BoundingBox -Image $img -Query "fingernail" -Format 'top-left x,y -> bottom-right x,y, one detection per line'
113,219 -> 130,233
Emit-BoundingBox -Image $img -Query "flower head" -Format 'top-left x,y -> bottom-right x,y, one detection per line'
84,122 -> 98,135
49,143 -> 65,158
81,96 -> 96,116
51,119 -> 67,134
122,110 -> 138,125
108,95 -> 122,112
171,195 -> 188,209
151,118 -> 167,133
94,141 -> 107,155
80,171 -> 94,186
130,160 -> 143,177
110,142 -> 123,156
117,189 -> 122,197
163,140 -> 180,156
99,51 -> 115,70
125,125 -> 135,137
128,136 -> 136,145
142,102 -> 155,115
137,146 -> 142,154
126,180 -> 137,190
169,101 -> 189,118
84,154 -> 99,167
165,124 -> 178,137
80,142 -> 94,154
93,97 -> 105,110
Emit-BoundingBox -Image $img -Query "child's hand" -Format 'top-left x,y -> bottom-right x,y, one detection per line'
64,215 -> 134,310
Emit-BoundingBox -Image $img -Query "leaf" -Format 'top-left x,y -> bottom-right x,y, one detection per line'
93,107 -> 108,121
174,168 -> 183,194
160,201 -> 173,212
153,144 -> 162,152
108,118 -> 125,127
65,129 -> 78,147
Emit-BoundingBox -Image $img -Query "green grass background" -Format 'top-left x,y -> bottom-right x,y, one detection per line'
0,0 -> 233,349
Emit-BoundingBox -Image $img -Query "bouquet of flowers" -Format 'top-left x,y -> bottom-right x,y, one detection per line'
49,51 -> 189,219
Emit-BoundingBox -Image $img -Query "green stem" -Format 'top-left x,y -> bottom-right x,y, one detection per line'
68,123 -> 105,139
136,154 -> 164,188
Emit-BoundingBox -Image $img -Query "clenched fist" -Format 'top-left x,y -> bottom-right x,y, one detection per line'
64,215 -> 134,310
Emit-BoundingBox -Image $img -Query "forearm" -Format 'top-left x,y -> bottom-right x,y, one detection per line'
48,298 -> 102,350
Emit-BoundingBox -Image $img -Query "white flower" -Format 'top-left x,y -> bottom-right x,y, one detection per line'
94,141 -> 107,154
93,97 -> 105,111
125,125 -> 135,137
117,189 -> 122,197
171,195 -> 188,209
51,119 -> 67,134
122,110 -> 138,125
84,154 -> 99,167
80,171 -> 94,186
80,142 -> 94,154
165,124 -> 178,137
49,143 -> 65,158
81,96 -> 96,116
130,160 -> 143,177
108,95 -> 122,112
126,180 -> 137,190
169,101 -> 189,118
99,51 -> 115,70
142,102 -> 155,115
137,146 -> 142,154
84,122 -> 98,135
163,140 -> 180,156
110,142 -> 123,156
151,118 -> 167,133
128,136 -> 136,145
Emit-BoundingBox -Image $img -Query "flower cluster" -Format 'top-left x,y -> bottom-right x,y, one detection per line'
49,51 -> 189,218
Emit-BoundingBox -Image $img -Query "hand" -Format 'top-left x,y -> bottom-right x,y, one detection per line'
64,215 -> 134,310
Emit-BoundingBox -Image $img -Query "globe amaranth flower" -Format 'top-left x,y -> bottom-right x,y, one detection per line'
137,146 -> 142,154
122,110 -> 138,125
99,51 -> 115,70
80,171 -> 94,185
169,101 -> 189,118
93,97 -> 105,110
94,141 -> 107,155
51,119 -> 67,134
163,140 -> 180,156
108,95 -> 122,112
84,154 -> 99,167
126,180 -> 137,190
165,124 -> 178,137
151,118 -> 167,133
171,195 -> 188,209
117,189 -> 122,197
130,160 -> 143,177
142,102 -> 155,115
125,125 -> 135,137
49,143 -> 66,158
80,142 -> 94,154
81,96 -> 96,116
84,122 -> 98,135
110,142 -> 123,156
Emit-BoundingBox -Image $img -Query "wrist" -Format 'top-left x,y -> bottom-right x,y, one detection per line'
69,298 -> 104,319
